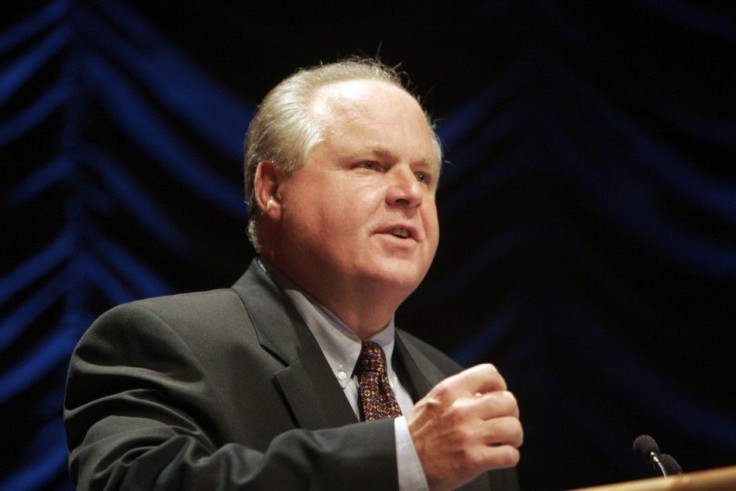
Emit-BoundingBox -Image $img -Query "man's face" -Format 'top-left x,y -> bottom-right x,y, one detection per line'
274,79 -> 440,304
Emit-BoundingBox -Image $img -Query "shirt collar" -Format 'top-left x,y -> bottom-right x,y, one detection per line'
258,257 -> 397,389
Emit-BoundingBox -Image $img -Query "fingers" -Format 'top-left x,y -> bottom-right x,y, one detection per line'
471,442 -> 521,470
440,390 -> 518,425
475,390 -> 520,420
444,392 -> 523,447
433,363 -> 507,401
480,415 -> 524,449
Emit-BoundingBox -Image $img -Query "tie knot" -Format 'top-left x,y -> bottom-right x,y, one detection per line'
357,341 -> 387,374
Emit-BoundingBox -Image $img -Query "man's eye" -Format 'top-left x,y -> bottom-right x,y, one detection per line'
415,172 -> 429,183
358,161 -> 378,170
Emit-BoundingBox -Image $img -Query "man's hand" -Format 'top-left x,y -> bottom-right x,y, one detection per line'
406,364 -> 523,491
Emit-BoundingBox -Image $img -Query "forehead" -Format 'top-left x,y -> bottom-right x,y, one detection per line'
309,79 -> 438,165
311,78 -> 409,110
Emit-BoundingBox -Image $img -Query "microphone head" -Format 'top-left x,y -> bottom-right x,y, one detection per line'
633,434 -> 660,458
660,453 -> 683,475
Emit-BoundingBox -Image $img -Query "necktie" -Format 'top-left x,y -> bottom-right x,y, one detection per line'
356,340 -> 402,421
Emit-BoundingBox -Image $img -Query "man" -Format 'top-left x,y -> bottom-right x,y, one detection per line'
64,58 -> 523,490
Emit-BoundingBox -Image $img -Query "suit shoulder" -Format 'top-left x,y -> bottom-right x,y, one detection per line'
102,287 -> 243,323
84,287 -> 251,349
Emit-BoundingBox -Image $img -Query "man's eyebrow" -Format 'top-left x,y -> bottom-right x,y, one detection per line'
365,147 -> 438,169
365,147 -> 396,160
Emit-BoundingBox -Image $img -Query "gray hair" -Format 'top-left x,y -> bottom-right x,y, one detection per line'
243,57 -> 442,251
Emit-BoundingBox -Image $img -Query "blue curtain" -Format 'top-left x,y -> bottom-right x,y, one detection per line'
2,1 -> 735,489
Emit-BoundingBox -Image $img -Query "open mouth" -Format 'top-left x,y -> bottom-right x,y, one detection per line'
388,227 -> 411,239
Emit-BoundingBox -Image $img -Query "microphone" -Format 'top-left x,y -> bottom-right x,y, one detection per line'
632,434 -> 669,477
660,453 -> 683,475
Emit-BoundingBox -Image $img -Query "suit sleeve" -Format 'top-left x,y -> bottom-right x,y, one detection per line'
64,303 -> 398,491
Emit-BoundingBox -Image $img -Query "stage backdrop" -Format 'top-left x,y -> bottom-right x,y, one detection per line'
2,1 -> 735,489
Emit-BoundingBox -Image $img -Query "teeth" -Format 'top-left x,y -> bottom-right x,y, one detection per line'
389,228 -> 410,238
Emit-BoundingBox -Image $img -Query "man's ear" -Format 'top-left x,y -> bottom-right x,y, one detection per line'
254,160 -> 284,219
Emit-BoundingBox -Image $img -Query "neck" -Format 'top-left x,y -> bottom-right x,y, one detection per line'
294,275 -> 405,340
317,290 -> 399,340
259,254 -> 407,340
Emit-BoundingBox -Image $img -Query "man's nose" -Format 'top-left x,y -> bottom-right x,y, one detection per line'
386,166 -> 422,208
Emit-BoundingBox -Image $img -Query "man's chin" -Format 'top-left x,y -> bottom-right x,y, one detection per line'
364,265 -> 427,294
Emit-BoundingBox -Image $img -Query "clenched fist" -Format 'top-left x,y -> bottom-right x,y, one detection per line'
406,364 -> 523,491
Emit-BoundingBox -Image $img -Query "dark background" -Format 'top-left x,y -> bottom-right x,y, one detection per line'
2,1 -> 735,489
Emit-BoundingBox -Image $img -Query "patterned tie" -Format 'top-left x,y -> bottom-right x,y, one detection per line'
356,340 -> 402,421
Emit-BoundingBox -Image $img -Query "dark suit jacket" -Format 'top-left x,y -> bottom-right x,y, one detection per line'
64,260 -> 518,490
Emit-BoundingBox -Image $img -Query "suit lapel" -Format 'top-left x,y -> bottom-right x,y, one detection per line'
273,325 -> 358,429
232,261 -> 357,430
393,331 -> 446,399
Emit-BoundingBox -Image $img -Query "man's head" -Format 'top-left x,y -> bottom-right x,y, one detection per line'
244,58 -> 442,335
244,58 -> 441,251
